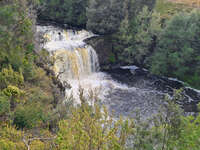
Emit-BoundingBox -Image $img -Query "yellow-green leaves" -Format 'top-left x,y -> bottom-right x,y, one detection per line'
3,85 -> 24,98
0,65 -> 24,89
56,103 -> 133,150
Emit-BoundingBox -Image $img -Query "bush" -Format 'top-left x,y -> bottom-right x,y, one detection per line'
0,95 -> 10,116
0,65 -> 24,89
56,101 -> 132,150
13,103 -> 48,129
22,59 -> 36,82
3,85 -> 24,98
26,87 -> 53,105
0,125 -> 26,150
0,124 -> 54,150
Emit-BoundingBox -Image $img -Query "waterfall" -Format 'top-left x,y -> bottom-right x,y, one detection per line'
36,25 -> 165,119
37,26 -> 99,81
37,25 -> 115,104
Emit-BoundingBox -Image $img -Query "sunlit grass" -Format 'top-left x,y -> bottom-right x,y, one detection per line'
169,0 -> 200,7
155,0 -> 193,19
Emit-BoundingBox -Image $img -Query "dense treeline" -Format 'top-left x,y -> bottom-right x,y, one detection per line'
1,0 -> 200,149
38,0 -> 156,34
115,5 -> 200,89
38,0 -> 88,28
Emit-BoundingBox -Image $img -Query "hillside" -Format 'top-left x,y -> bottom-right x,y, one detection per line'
155,0 -> 197,19
168,0 -> 200,7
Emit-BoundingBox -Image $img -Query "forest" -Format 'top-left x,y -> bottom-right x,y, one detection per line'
1,0 -> 200,149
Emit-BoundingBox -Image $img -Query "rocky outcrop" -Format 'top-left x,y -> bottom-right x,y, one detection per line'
85,36 -> 116,70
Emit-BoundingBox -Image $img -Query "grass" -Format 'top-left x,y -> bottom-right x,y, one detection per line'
168,0 -> 200,8
155,0 -> 194,19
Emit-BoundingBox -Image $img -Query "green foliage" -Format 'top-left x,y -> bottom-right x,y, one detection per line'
155,0 -> 192,21
0,65 -> 24,89
3,85 -> 24,98
155,90 -> 200,150
109,53 -> 116,64
150,10 -> 200,88
22,59 -> 36,82
56,98 -> 132,150
128,0 -> 156,20
13,103 -> 48,129
87,0 -> 124,34
113,6 -> 162,65
1,1 -> 200,150
0,95 -> 10,116
0,0 -> 38,85
128,7 -> 162,65
175,115 -> 200,150
0,0 -> 34,71
38,0 -> 88,27
0,125 -> 26,150
2,85 -> 24,110
0,124 -> 55,150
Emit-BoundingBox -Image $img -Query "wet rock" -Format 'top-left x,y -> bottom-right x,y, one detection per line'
63,81 -> 72,89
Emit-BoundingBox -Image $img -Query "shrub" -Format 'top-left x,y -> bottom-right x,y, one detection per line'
56,102 -> 133,150
0,65 -> 24,89
3,85 -> 24,98
22,59 -> 36,82
13,103 -> 48,129
0,125 -> 26,150
0,95 -> 10,116
2,85 -> 25,109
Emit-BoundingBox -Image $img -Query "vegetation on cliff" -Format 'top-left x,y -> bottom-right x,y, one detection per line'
0,1 -> 62,148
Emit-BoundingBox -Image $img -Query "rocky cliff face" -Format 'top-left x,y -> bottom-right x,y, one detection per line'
85,36 -> 116,70
86,35 -> 130,70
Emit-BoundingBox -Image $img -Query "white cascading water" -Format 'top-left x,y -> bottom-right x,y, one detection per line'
37,25 -> 164,119
37,25 -> 127,104
37,26 -> 99,79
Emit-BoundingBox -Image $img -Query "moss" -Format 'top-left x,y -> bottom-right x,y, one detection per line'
108,53 -> 116,64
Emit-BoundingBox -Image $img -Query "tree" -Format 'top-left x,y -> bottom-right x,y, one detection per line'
150,10 -> 200,88
112,7 -> 162,66
128,7 -> 162,65
38,0 -> 88,27
86,0 -> 125,34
